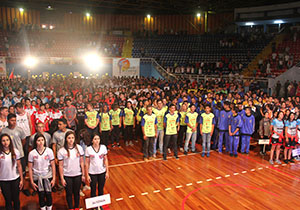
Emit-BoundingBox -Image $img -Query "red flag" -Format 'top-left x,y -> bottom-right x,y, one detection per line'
9,68 -> 14,79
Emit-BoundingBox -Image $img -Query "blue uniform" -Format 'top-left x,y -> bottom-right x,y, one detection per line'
229,114 -> 242,155
218,110 -> 232,153
212,108 -> 220,149
238,109 -> 245,118
241,114 -> 255,153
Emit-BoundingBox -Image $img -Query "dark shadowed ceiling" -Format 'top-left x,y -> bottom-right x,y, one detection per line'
0,0 -> 299,14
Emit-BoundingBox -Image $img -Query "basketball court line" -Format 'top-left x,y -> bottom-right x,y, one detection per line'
113,160 -> 300,202
110,152 -> 300,203
113,164 -> 268,202
241,155 -> 300,181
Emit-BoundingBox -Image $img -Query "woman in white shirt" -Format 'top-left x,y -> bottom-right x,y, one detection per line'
58,131 -> 85,210
0,134 -> 24,210
28,133 -> 56,210
85,133 -> 109,200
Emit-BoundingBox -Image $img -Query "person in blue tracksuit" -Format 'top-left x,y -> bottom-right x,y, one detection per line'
240,107 -> 255,154
237,103 -> 245,118
237,102 -> 245,151
217,101 -> 232,154
212,102 -> 221,150
229,107 -> 242,157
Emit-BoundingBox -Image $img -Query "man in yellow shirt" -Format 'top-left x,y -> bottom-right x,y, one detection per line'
141,105 -> 158,161
200,105 -> 215,157
153,99 -> 166,157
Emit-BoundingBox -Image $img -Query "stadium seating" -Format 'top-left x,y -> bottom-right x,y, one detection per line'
132,34 -> 272,73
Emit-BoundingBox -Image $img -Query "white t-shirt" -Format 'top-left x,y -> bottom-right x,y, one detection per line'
0,119 -> 8,132
57,144 -> 84,177
28,148 -> 54,177
85,145 -> 107,175
16,113 -> 31,137
0,149 -> 21,181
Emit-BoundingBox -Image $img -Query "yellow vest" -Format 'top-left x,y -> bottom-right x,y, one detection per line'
85,110 -> 98,127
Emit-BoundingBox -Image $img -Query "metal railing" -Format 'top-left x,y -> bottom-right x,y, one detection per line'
140,58 -> 177,80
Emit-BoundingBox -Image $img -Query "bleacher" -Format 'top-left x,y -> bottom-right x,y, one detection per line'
258,32 -> 300,77
132,34 -> 272,71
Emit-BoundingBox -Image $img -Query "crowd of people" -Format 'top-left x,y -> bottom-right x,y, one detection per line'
0,75 -> 300,210
166,56 -> 245,76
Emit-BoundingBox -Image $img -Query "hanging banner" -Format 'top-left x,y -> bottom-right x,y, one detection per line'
0,57 -> 6,77
112,58 -> 140,77
49,57 -> 73,65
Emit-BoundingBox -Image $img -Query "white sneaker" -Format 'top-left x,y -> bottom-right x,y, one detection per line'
125,142 -> 129,146
168,148 -> 171,154
275,160 -> 282,165
129,141 -> 133,146
83,185 -> 91,191
179,148 -> 184,152
153,154 -> 156,158
80,190 -> 85,197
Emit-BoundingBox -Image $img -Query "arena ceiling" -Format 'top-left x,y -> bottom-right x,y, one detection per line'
0,0 -> 299,14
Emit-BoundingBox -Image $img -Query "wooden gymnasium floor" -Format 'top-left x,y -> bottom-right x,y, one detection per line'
1,141 -> 300,210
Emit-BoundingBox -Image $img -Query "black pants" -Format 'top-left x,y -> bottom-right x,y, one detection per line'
101,131 -> 110,146
20,157 -> 26,176
124,125 -> 133,143
0,177 -> 20,210
178,126 -> 186,148
136,124 -> 143,141
77,116 -> 85,134
212,129 -> 219,150
23,136 -> 30,166
90,172 -> 106,198
111,126 -> 120,144
34,179 -> 52,208
64,175 -> 81,209
143,137 -> 154,158
164,135 -> 178,158
87,126 -> 99,136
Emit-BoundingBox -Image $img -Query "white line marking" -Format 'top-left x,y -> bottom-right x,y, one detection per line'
233,173 -> 239,175
216,177 -> 222,180
186,183 -> 193,186
225,175 -> 230,178
176,185 -> 182,188
282,164 -> 287,166
116,198 -> 123,201
266,166 -> 269,168
250,169 -> 256,171
153,190 -> 160,193
206,179 -> 213,182
274,165 -> 279,168
141,192 -> 148,196
242,171 -> 247,174
290,163 -> 295,166
165,188 -> 172,191
197,181 -> 203,184
258,167 -> 263,170
109,153 -> 198,168
129,195 -> 135,198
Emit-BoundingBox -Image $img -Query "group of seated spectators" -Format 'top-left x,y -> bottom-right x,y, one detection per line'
165,56 -> 244,75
